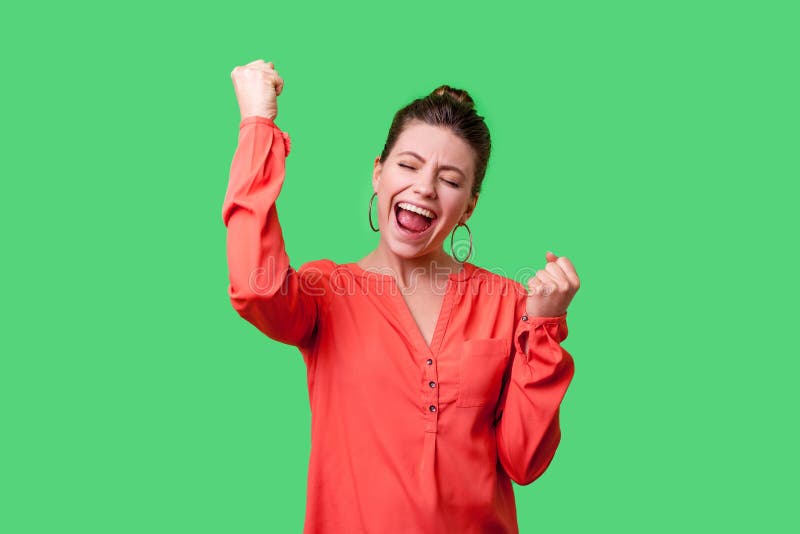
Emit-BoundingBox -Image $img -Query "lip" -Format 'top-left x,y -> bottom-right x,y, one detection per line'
393,202 -> 437,240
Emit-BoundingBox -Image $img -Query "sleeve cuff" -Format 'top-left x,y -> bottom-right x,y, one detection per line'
520,312 -> 567,325
238,116 -> 292,157
514,312 -> 568,357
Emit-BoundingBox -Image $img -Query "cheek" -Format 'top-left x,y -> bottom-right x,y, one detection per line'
382,195 -> 398,221
439,196 -> 468,219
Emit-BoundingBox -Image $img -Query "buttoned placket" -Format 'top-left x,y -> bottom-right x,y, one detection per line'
422,356 -> 440,433
388,276 -> 457,436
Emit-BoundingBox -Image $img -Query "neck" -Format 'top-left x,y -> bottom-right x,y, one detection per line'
360,241 -> 464,289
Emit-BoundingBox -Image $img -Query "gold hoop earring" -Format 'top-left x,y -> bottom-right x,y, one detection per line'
449,222 -> 473,263
368,192 -> 380,232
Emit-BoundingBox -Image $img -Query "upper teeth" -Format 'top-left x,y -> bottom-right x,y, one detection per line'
397,202 -> 435,219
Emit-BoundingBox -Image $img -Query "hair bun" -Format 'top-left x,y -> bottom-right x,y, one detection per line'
430,84 -> 475,109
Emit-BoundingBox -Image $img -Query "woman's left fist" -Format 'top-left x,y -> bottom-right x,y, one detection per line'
525,251 -> 580,318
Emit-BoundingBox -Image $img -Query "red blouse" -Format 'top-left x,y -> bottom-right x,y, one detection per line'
222,115 -> 576,533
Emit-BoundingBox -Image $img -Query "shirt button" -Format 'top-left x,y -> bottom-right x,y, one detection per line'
522,315 -> 528,321
429,381 -> 436,388
426,358 -> 433,365
429,405 -> 437,412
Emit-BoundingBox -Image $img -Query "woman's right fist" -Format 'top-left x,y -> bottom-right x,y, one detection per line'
231,60 -> 284,121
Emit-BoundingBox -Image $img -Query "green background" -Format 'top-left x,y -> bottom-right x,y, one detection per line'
2,0 -> 797,532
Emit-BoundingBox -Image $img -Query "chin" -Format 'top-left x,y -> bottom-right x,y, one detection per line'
386,240 -> 429,259
386,235 -> 447,262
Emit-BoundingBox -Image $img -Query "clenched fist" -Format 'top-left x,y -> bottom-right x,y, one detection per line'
525,251 -> 580,318
231,59 -> 285,121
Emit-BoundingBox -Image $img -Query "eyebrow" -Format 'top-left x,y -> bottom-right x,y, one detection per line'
396,150 -> 466,179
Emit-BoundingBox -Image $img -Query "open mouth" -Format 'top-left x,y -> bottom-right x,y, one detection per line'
394,202 -> 436,235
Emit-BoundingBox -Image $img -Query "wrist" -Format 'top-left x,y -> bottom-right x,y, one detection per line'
241,113 -> 276,121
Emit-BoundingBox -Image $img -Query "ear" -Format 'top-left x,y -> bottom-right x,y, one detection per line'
372,156 -> 382,192
460,193 -> 479,224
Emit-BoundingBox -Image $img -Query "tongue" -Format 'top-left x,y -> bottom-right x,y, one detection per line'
397,208 -> 432,232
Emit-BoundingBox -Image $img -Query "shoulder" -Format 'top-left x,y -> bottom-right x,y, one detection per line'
298,259 -> 360,281
466,263 -> 528,300
296,259 -> 364,290
298,258 -> 337,274
292,258 -> 336,288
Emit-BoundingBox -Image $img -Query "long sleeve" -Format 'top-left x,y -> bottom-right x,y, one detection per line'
222,116 -> 321,348
493,292 -> 576,486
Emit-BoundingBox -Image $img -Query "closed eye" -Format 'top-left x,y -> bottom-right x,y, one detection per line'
398,163 -> 460,188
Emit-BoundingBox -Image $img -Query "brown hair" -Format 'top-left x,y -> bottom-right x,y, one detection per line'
379,85 -> 492,197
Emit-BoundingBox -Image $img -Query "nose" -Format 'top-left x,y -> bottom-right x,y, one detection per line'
412,170 -> 437,198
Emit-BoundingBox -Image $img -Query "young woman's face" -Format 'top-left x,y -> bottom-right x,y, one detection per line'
372,120 -> 479,261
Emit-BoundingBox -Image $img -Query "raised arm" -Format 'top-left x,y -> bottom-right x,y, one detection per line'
494,252 -> 580,485
222,60 -> 322,348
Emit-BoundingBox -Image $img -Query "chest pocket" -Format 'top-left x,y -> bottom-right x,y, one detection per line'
456,338 -> 510,408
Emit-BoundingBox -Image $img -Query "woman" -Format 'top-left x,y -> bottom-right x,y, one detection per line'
223,59 -> 580,533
